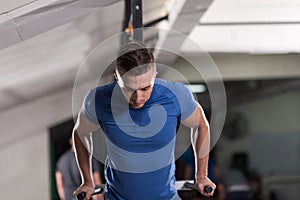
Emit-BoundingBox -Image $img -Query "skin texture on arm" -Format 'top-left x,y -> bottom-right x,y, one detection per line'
55,171 -> 65,200
182,102 -> 216,197
73,111 -> 100,200
92,172 -> 102,186
92,172 -> 104,200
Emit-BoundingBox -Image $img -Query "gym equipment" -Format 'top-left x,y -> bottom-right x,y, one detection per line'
76,185 -> 105,200
77,181 -> 213,200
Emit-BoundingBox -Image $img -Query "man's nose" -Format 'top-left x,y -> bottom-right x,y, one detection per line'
132,90 -> 143,100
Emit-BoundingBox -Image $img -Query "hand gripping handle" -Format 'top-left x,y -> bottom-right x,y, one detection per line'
184,182 -> 213,193
77,185 -> 105,200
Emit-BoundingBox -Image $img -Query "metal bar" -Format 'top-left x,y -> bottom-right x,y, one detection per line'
144,14 -> 168,28
121,0 -> 132,45
131,0 -> 143,42
122,0 -> 131,31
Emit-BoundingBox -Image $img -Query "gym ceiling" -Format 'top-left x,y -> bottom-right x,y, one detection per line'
0,0 -> 300,112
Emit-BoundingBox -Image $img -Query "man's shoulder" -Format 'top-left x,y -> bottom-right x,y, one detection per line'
95,82 -> 117,92
57,150 -> 73,167
59,150 -> 73,160
155,79 -> 188,94
90,82 -> 117,99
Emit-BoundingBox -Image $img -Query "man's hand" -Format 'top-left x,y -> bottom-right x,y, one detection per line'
73,182 -> 94,200
195,177 -> 216,197
92,193 -> 104,200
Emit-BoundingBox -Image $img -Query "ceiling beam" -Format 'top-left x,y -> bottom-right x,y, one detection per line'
154,0 -> 214,66
0,0 -> 121,50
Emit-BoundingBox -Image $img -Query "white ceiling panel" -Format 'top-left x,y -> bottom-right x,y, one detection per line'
0,0 -> 167,112
0,0 -> 36,14
0,89 -> 21,111
201,0 -> 300,23
0,0 -> 122,50
180,0 -> 300,53
155,0 -> 213,65
0,20 -> 22,48
182,24 -> 300,53
0,0 -> 62,22
143,0 -> 167,24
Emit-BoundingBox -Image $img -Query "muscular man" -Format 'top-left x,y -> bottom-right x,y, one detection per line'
73,42 -> 216,200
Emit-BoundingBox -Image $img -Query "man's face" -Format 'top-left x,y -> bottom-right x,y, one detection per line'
116,68 -> 156,109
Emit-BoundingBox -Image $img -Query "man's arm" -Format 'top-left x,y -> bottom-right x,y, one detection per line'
55,171 -> 65,200
92,172 -> 104,200
91,158 -> 104,200
93,171 -> 102,186
182,102 -> 216,197
73,111 -> 99,200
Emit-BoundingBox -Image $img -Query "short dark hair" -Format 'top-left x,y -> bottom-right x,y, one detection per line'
116,41 -> 155,75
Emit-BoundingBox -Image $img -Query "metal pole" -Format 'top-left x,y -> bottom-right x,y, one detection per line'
131,0 -> 143,42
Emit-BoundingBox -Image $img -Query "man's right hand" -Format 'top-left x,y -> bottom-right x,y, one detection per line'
73,182 -> 94,200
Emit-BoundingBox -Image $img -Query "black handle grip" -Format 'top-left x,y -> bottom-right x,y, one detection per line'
204,185 -> 213,193
77,192 -> 92,200
184,182 -> 213,193
77,185 -> 105,200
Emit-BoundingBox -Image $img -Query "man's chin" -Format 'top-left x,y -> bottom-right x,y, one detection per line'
130,103 -> 144,109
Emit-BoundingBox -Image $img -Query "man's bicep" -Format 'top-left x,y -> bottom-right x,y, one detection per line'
75,111 -> 99,136
182,103 -> 208,128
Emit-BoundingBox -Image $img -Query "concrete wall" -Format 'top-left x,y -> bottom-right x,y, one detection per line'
0,87 -> 76,199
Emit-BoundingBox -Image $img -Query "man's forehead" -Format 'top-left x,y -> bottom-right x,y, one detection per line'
121,69 -> 154,88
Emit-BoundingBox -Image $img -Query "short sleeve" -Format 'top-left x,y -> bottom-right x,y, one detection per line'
81,88 -> 99,124
56,155 -> 65,173
173,83 -> 197,120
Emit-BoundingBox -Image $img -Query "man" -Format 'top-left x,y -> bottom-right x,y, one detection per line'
218,154 -> 252,200
73,42 -> 216,200
218,169 -> 252,200
56,137 -> 103,200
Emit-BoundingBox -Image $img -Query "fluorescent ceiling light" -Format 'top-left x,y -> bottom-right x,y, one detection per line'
186,84 -> 206,93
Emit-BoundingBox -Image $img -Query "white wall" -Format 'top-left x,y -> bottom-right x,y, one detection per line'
0,86 -> 78,199
0,129 -> 49,199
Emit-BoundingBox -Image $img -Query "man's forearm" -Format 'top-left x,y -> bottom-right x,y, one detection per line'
73,129 -> 94,185
55,172 -> 65,200
93,172 -> 102,185
185,105 -> 215,195
193,126 -> 210,181
57,187 -> 65,200
196,155 -> 209,181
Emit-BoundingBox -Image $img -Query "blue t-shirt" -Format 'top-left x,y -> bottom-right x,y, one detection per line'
82,79 -> 196,200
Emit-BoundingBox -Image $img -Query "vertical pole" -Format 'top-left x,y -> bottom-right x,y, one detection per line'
122,0 -> 131,31
131,0 -> 143,42
121,0 -> 132,45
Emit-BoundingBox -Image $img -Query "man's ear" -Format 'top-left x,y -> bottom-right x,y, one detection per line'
114,71 -> 118,81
